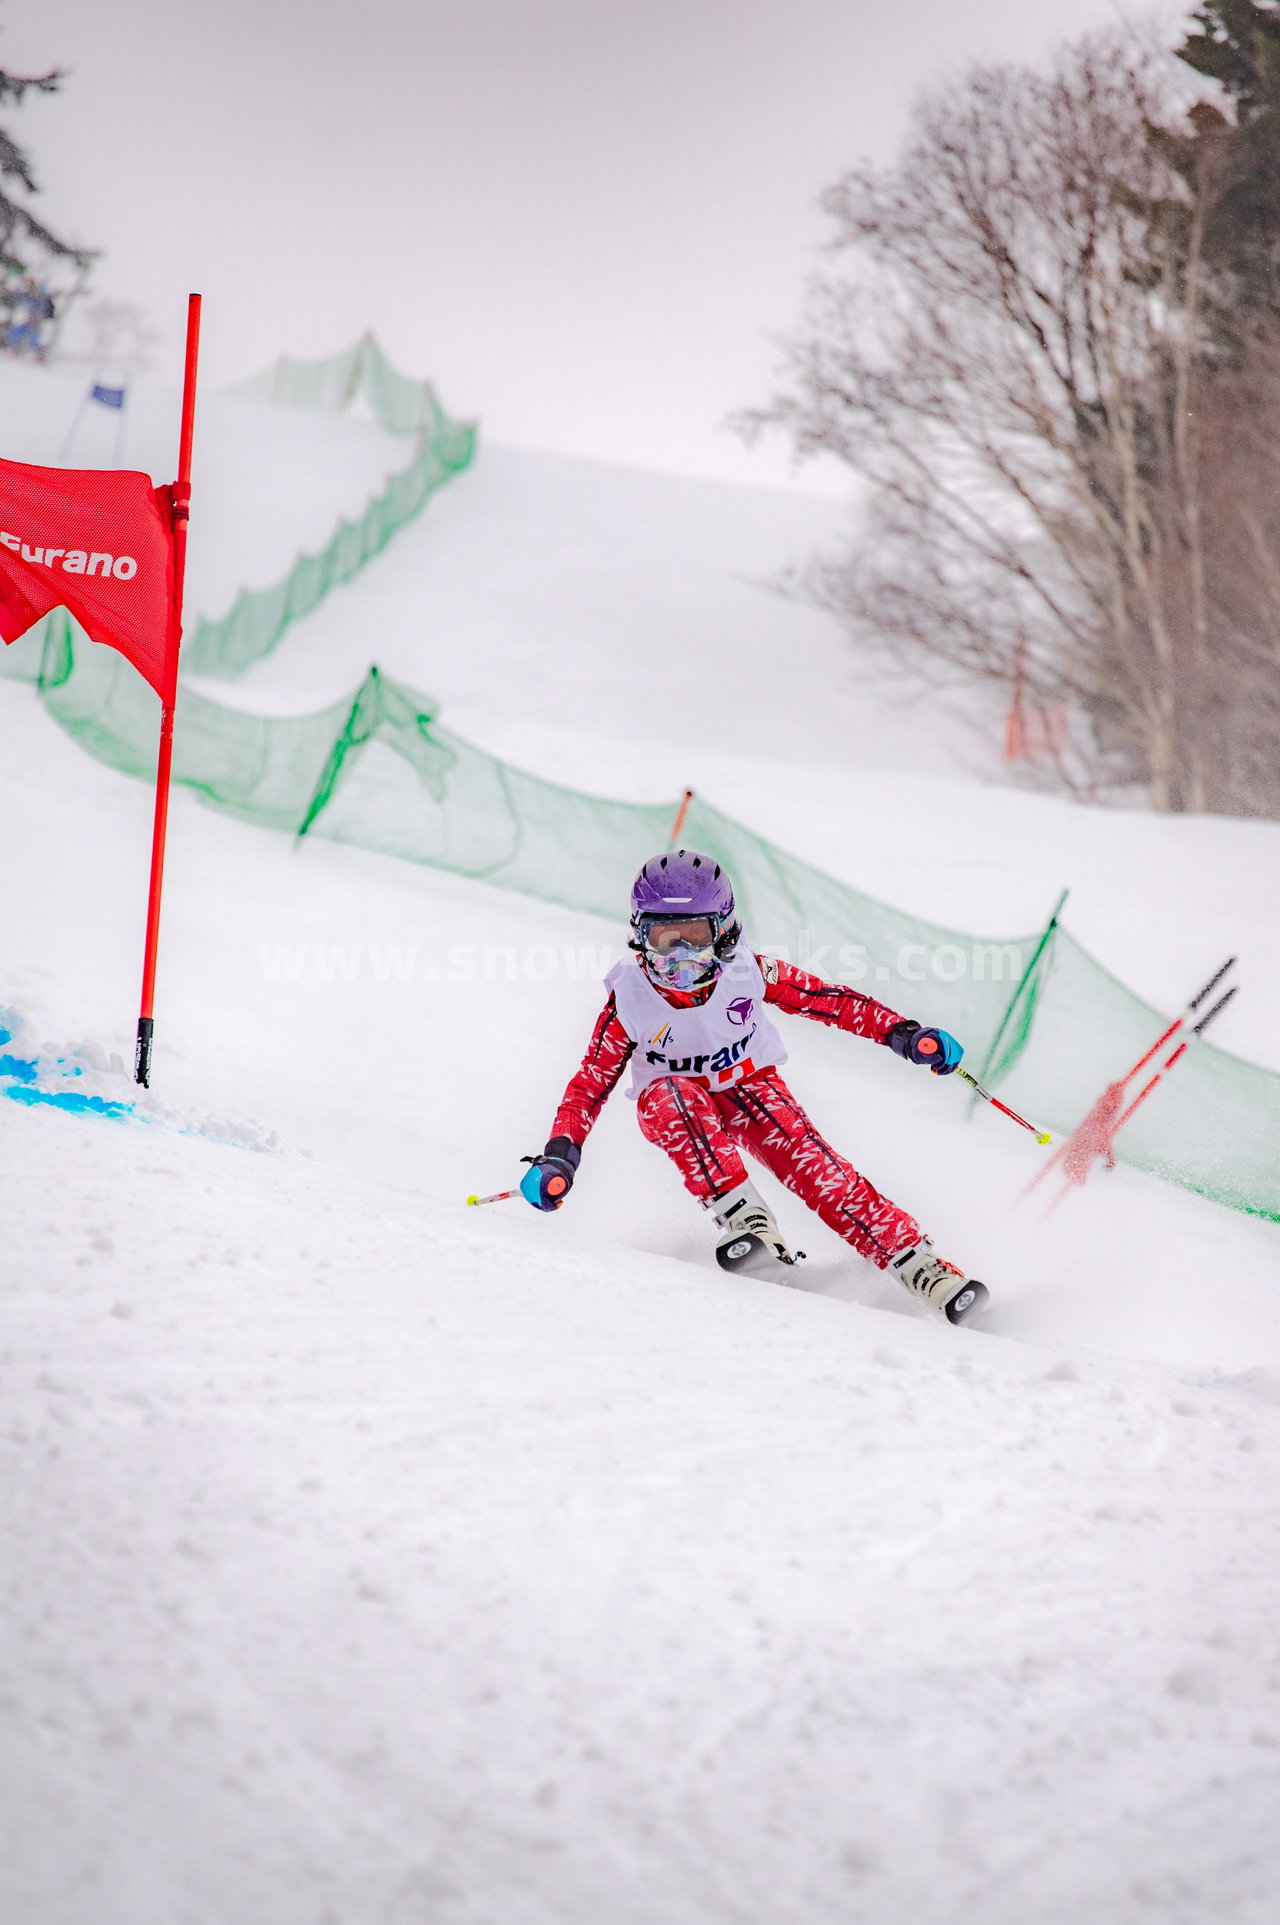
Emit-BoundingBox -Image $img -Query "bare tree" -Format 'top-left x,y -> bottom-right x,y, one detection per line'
741,30 -> 1280,815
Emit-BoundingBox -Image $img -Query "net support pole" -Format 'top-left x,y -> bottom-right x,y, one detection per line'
135,292 -> 202,1088
57,388 -> 91,464
969,886 -> 1069,1108
112,388 -> 129,471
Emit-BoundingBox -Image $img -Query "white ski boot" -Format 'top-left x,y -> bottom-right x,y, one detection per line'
888,1238 -> 989,1324
710,1179 -> 804,1280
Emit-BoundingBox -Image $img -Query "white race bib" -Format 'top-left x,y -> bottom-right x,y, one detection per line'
606,950 -> 787,1099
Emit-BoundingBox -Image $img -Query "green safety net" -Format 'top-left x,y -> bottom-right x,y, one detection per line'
186,336 -> 476,678
3,610 -> 1278,1222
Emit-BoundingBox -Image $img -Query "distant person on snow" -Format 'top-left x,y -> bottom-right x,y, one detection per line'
519,849 -> 988,1323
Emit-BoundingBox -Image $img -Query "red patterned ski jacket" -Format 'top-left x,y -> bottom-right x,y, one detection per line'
551,956 -> 904,1147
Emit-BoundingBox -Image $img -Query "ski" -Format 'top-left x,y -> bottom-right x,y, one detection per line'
943,1279 -> 990,1325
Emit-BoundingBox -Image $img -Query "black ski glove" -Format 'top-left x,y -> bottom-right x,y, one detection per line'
519,1135 -> 581,1211
886,1018 -> 963,1075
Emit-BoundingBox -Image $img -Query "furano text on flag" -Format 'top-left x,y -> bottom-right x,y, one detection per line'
0,458 -> 176,700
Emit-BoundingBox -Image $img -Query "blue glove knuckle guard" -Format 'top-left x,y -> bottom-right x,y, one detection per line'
887,1018 -> 962,1075
519,1135 -> 581,1211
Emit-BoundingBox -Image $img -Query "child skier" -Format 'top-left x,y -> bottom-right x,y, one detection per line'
519,849 -> 988,1323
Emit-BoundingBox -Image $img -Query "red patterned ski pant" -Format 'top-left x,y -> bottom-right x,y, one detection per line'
635,1068 -> 920,1269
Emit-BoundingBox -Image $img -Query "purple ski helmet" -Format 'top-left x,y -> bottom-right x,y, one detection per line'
629,849 -> 740,990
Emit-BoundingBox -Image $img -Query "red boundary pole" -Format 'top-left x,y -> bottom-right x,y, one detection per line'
135,293 -> 202,1087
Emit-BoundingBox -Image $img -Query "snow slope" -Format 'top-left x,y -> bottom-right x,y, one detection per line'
13,354 -> 1275,1064
3,360 -> 1280,1923
0,359 -> 410,623
7,1096 -> 1280,1925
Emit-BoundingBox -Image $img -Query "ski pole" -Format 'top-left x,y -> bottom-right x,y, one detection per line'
954,1066 -> 1052,1144
466,1188 -> 519,1207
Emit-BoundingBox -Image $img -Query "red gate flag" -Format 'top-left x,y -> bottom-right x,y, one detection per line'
0,459 -> 177,702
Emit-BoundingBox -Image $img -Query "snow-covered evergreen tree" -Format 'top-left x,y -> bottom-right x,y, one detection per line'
1,41 -> 94,359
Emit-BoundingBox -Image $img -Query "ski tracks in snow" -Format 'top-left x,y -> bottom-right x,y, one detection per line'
3,1099 -> 1280,1923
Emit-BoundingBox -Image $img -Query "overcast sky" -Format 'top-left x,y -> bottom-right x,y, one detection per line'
4,0 -> 1182,486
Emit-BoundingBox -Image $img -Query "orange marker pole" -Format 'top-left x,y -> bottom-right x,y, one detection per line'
668,787 -> 694,846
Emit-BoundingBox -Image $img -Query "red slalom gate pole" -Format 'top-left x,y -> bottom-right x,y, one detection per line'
1113,985 -> 1239,1134
135,293 -> 201,1088
1115,955 -> 1236,1096
1024,960 -> 1238,1204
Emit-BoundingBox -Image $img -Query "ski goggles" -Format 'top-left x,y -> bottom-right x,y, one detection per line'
636,915 -> 716,954
636,916 -> 720,990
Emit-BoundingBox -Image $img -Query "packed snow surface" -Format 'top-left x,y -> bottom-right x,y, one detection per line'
2,361 -> 1279,1923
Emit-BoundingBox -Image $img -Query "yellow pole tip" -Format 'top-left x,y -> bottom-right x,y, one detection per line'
465,1195 -> 479,1205
1037,1133 -> 1052,1146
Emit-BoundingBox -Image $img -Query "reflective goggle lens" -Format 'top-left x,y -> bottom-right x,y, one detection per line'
640,916 -> 715,954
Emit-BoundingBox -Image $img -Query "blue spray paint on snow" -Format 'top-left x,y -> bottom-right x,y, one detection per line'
0,1005 -> 133,1122
0,1001 -> 279,1149
4,1083 -> 131,1119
